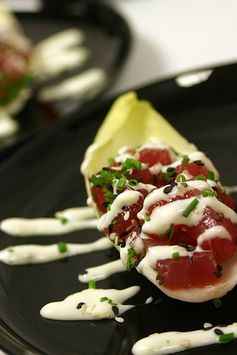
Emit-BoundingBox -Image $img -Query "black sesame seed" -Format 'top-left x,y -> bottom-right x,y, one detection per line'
181,182 -> 188,187
214,270 -> 222,278
214,328 -> 224,336
163,184 -> 174,194
112,305 -> 119,315
194,160 -> 205,166
120,240 -> 126,248
122,206 -> 126,210
77,302 -> 85,309
217,265 -> 223,272
102,167 -> 111,171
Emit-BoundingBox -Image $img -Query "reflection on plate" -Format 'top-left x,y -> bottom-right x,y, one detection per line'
0,63 -> 237,354
0,0 -> 130,150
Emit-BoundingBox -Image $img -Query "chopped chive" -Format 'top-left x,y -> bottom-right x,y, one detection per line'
116,177 -> 127,189
176,174 -> 186,182
172,252 -> 180,260
128,179 -> 139,186
127,248 -> 137,271
100,297 -> 109,302
201,189 -> 217,197
60,217 -> 68,225
181,155 -> 190,164
164,224 -> 174,239
207,170 -> 215,180
88,280 -> 96,289
57,241 -> 67,253
218,332 -> 234,343
212,298 -> 222,308
222,188 -> 227,194
182,198 -> 199,217
195,175 -> 206,181
122,158 -> 142,170
101,187 -> 114,203
145,215 -> 151,221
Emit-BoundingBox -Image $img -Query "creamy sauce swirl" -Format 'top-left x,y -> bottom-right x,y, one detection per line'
40,286 -> 140,321
132,323 -> 237,355
0,237 -> 112,265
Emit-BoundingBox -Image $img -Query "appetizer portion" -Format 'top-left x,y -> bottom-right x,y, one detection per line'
82,92 -> 237,302
0,3 -> 32,110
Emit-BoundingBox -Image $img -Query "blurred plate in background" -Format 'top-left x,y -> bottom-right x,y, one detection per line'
1,0 -> 131,149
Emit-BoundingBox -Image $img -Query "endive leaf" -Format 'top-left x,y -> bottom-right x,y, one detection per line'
81,92 -> 196,179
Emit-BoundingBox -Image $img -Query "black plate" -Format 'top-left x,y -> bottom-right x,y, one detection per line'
0,63 -> 237,355
1,0 -> 130,149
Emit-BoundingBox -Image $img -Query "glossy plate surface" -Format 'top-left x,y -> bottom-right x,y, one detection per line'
0,63 -> 237,354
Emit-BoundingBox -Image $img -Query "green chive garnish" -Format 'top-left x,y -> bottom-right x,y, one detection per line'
57,241 -> 67,253
195,175 -> 206,181
128,179 -> 139,186
201,189 -> 217,197
176,174 -> 186,182
117,177 -> 127,189
88,280 -> 96,289
222,188 -> 227,194
212,298 -> 222,308
100,297 -> 109,302
218,332 -> 234,343
207,170 -> 215,180
164,224 -> 174,239
182,198 -> 199,217
181,155 -> 190,164
127,248 -> 137,271
122,158 -> 142,170
60,217 -> 68,225
172,252 -> 180,260
145,215 -> 151,221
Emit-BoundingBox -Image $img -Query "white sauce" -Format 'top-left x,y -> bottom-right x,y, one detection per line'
161,151 -> 219,179
197,225 -> 231,244
40,286 -> 140,320
141,196 -> 237,236
0,217 -> 98,237
78,259 -> 125,283
33,29 -> 88,79
98,190 -> 142,231
54,206 -> 95,220
0,237 -> 112,265
0,110 -> 19,138
38,68 -> 107,102
132,323 -> 237,355
138,180 -> 213,220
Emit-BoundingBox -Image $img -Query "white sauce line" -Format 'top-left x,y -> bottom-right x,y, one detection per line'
55,206 -> 95,220
0,237 -> 112,265
0,217 -> 98,237
78,259 -> 126,283
40,286 -> 140,321
132,323 -> 237,355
